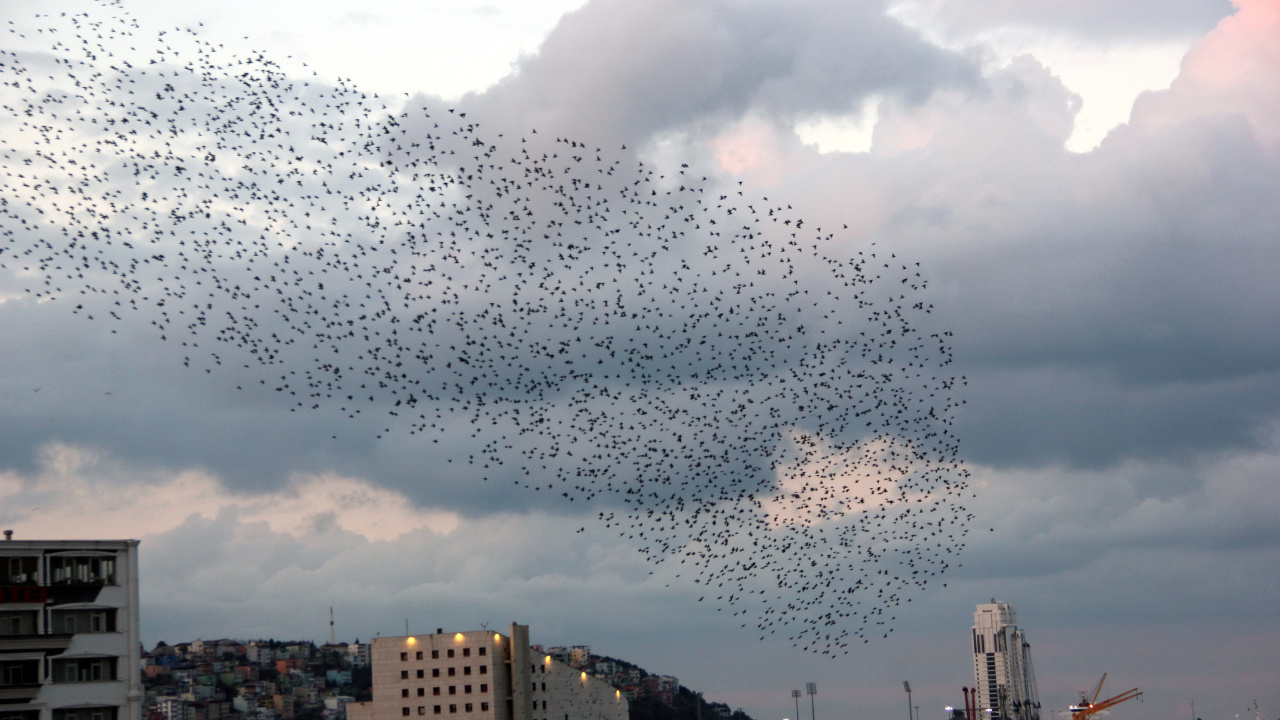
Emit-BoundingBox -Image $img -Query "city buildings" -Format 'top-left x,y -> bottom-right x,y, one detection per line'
0,537 -> 142,720
971,601 -> 1040,720
346,625 -> 626,720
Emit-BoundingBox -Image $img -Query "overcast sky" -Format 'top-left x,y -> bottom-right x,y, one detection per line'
1,1 -> 1277,720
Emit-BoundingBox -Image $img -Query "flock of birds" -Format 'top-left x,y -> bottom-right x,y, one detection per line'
0,1 -> 971,654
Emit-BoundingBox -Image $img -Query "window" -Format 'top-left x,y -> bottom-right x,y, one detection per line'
402,690 -> 410,698
542,702 -> 546,710
417,670 -> 425,679
463,667 -> 471,676
448,687 -> 456,696
433,688 -> 441,697
464,686 -> 471,694
4,557 -> 38,585
448,706 -> 456,714
479,666 -> 487,675
479,685 -> 488,694
431,651 -> 439,659
433,669 -> 441,678
478,648 -> 486,657
0,611 -> 38,636
480,704 -> 488,712
418,709 -> 425,716
447,650 -> 455,659
531,683 -> 536,692
448,668 -> 456,677
541,683 -> 546,692
1,660 -> 40,686
462,649 -> 470,658
464,705 -> 472,713
402,653 -> 409,661
433,708 -> 441,716
402,709 -> 410,717
418,689 -> 426,697
401,671 -> 410,679
416,652 -> 424,660
51,658 -> 116,683
1,710 -> 40,720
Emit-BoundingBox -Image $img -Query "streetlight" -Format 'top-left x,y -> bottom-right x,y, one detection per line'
904,682 -> 913,720
806,683 -> 818,720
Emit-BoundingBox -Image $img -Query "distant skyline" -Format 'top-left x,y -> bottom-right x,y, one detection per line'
2,1 -> 1277,720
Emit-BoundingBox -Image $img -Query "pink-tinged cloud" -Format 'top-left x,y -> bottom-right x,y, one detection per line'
1130,0 -> 1280,143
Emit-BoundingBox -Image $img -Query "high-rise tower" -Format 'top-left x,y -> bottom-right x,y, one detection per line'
971,601 -> 1040,720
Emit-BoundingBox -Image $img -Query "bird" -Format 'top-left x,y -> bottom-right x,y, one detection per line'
0,2 -> 972,655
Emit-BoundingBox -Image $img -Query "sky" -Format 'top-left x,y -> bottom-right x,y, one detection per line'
1,0 -> 1278,720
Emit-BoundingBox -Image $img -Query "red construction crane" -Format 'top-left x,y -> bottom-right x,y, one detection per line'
1069,674 -> 1143,720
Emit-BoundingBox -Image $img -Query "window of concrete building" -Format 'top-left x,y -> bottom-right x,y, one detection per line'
433,708 -> 441,715
51,657 -> 116,683
463,667 -> 471,676
0,611 -> 38,636
462,649 -> 470,658
433,688 -> 441,697
541,701 -> 546,710
52,708 -> 118,720
464,686 -> 471,694
402,653 -> 409,661
464,705 -> 472,713
4,558 -> 38,585
448,687 -> 456,696
478,648 -> 486,657
418,689 -> 425,697
447,650 -> 454,659
418,670 -> 425,679
402,708 -> 410,716
448,668 -> 455,677
402,671 -> 410,680
402,690 -> 410,698
448,706 -> 456,714
541,683 -> 545,692
432,651 -> 439,659
479,685 -> 487,694
417,652 -> 424,660
433,669 -> 440,678
1,660 -> 41,686
480,704 -> 488,712
531,683 -> 536,692
479,667 -> 487,675
418,708 -> 425,716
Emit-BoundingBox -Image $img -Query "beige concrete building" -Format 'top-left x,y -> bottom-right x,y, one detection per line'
347,625 -> 625,720
0,538 -> 143,720
971,601 -> 1040,720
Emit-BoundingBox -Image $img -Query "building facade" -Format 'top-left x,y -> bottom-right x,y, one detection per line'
971,601 -> 1039,720
0,538 -> 142,720
347,625 -> 625,720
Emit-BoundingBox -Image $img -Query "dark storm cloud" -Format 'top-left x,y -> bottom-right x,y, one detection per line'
459,0 -> 979,147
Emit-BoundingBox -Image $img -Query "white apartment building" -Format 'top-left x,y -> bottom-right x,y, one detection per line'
971,601 -> 1040,720
347,625 -> 625,720
0,538 -> 142,720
